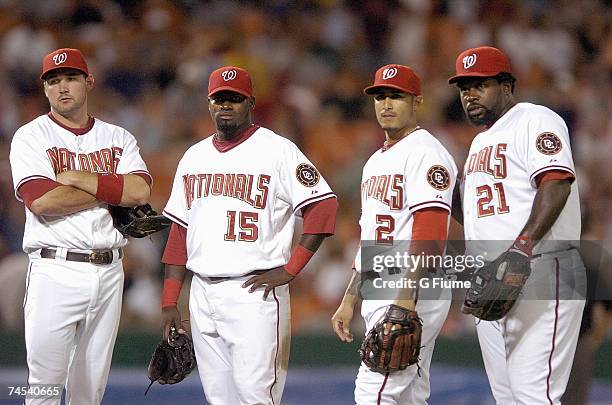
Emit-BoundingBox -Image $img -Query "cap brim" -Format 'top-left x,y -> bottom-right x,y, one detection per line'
208,86 -> 252,98
41,66 -> 88,80
363,84 -> 417,95
448,71 -> 503,84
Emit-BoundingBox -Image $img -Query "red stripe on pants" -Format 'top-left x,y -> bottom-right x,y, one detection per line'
546,258 -> 560,405
377,372 -> 390,405
269,289 -> 280,405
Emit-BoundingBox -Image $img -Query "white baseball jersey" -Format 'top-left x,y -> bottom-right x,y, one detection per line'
461,102 -> 580,257
354,128 -> 457,272
354,128 -> 456,404
163,125 -> 335,277
10,114 -> 151,253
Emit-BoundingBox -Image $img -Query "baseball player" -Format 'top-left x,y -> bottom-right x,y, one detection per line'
159,66 -> 338,404
332,64 -> 457,404
449,46 -> 586,404
9,48 -> 152,405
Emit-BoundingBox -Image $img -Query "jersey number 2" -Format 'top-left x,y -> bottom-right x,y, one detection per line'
375,214 -> 395,245
225,211 -> 259,242
476,183 -> 510,217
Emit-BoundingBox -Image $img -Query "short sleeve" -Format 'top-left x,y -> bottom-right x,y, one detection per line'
163,157 -> 189,227
10,128 -> 56,202
278,142 -> 336,215
525,108 -> 576,188
405,147 -> 457,213
115,129 -> 152,183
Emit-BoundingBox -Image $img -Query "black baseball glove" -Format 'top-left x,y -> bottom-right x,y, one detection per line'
109,203 -> 171,238
461,247 -> 531,321
145,326 -> 197,395
359,304 -> 422,374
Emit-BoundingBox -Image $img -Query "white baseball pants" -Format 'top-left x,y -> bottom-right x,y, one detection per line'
355,287 -> 451,405
24,255 -> 124,405
476,249 -> 586,404
189,274 -> 291,405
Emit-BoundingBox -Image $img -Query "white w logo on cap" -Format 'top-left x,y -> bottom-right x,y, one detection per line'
53,52 -> 67,66
382,67 -> 398,80
221,70 -> 237,81
462,54 -> 477,69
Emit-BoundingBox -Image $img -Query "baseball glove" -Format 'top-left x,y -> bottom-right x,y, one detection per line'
359,304 -> 422,374
109,203 -> 171,238
461,249 -> 531,321
145,326 -> 197,395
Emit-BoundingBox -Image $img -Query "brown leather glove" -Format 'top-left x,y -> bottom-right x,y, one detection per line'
359,304 -> 422,374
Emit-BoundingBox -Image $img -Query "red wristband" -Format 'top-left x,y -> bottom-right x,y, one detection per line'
284,244 -> 315,276
162,278 -> 183,308
96,173 -> 124,205
512,235 -> 534,257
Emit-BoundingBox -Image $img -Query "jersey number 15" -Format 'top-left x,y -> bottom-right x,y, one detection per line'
224,210 -> 259,242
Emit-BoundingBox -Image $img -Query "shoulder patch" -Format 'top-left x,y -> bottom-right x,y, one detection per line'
427,165 -> 451,191
296,163 -> 320,187
536,132 -> 562,155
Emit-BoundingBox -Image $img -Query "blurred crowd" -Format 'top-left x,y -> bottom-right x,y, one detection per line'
0,0 -> 610,335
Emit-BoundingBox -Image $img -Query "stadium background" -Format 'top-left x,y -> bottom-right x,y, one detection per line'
0,1 -> 610,403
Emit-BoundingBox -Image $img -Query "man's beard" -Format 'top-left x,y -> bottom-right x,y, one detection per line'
216,119 -> 238,133
466,107 -> 498,128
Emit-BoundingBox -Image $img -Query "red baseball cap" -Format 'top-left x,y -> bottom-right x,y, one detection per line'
40,48 -> 89,80
448,46 -> 513,84
208,66 -> 253,98
364,64 -> 421,96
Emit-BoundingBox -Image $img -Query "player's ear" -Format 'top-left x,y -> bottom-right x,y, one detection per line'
85,74 -> 95,90
248,96 -> 256,109
501,81 -> 512,96
413,95 -> 423,110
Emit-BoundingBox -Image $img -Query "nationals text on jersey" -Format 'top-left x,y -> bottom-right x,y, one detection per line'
361,174 -> 403,210
182,172 -> 270,209
465,143 -> 507,178
46,146 -> 123,174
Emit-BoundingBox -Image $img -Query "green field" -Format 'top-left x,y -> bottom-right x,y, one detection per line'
2,333 -> 610,379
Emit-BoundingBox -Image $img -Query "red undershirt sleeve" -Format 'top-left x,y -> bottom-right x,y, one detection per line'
409,207 -> 449,256
18,178 -> 62,210
535,170 -> 575,188
161,222 -> 188,265
300,197 -> 338,235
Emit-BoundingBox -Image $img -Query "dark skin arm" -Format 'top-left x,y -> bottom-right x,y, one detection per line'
161,264 -> 188,341
451,181 -> 463,225
518,179 -> 572,241
242,233 -> 327,299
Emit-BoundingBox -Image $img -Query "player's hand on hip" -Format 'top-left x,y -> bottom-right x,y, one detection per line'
242,266 -> 295,300
161,306 -> 183,341
331,303 -> 354,343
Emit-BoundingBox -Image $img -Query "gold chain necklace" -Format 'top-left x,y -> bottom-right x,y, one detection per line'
382,126 -> 420,151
